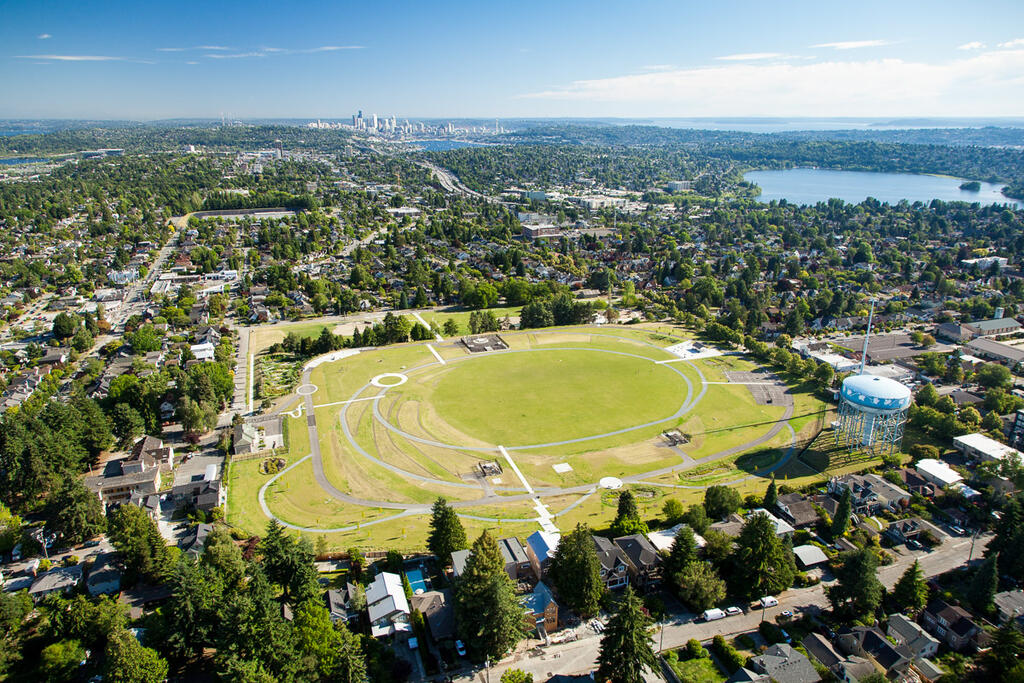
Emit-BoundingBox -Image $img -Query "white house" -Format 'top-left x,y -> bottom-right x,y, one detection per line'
366,572 -> 411,638
190,342 -> 216,362
915,459 -> 964,489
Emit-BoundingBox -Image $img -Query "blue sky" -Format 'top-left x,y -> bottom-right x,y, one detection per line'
2,0 -> 1023,120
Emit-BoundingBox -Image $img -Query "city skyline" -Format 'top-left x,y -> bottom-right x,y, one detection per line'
1,0 -> 1023,119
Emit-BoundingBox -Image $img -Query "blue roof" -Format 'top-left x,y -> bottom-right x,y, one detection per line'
841,374 -> 911,411
526,531 -> 560,561
523,581 -> 553,615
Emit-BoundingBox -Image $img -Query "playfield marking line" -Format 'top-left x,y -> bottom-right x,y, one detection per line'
654,357 -> 691,364
313,395 -> 382,409
413,311 -> 444,341
702,381 -> 778,385
498,445 -> 534,496
426,343 -> 446,365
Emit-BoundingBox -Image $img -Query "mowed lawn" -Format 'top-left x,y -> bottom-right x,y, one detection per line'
427,348 -> 686,446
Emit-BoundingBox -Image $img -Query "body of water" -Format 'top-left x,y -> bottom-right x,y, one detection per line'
400,139 -> 489,151
745,168 -> 1024,208
0,157 -> 47,165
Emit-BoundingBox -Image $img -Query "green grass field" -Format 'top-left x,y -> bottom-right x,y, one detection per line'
227,325 -> 852,550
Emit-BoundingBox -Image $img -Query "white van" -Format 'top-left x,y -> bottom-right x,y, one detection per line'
759,596 -> 779,608
702,608 -> 726,622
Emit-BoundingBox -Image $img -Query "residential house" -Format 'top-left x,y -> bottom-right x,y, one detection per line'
84,435 -> 174,506
172,463 -> 225,512
366,572 -> 411,638
774,493 -> 821,529
885,518 -> 929,545
887,613 -> 940,659
29,565 -> 83,601
801,633 -> 876,683
748,643 -> 820,683
325,585 -> 361,624
233,415 -> 285,456
86,553 -> 122,596
592,536 -> 630,590
792,545 -> 829,570
411,589 -> 455,641
993,590 -> 1024,626
525,531 -> 560,580
921,600 -> 982,652
522,580 -> 559,636
178,523 -> 213,559
450,549 -> 471,578
613,534 -> 661,589
828,473 -> 910,515
190,342 -> 215,362
837,626 -> 911,678
497,537 -> 532,580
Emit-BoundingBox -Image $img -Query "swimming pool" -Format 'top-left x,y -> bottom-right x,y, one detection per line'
406,567 -> 430,594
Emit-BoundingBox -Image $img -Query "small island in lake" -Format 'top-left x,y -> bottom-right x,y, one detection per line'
960,180 -> 981,191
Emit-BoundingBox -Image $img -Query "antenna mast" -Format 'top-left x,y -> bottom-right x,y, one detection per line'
859,299 -> 876,375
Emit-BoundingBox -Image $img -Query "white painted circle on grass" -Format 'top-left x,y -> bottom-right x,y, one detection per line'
296,384 -> 318,396
599,477 -> 623,490
371,373 -> 408,388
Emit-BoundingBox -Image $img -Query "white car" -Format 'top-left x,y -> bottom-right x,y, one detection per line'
725,606 -> 743,617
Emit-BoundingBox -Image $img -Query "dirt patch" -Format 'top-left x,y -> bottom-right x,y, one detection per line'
724,369 -> 794,406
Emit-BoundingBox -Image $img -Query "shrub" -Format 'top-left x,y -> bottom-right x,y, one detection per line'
737,633 -> 756,650
685,638 -> 706,660
711,635 -> 746,673
759,620 -> 786,644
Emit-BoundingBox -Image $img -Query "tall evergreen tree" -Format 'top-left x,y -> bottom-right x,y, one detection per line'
831,487 -> 852,539
549,523 -> 604,617
674,561 -> 726,612
46,478 -> 106,544
596,586 -> 658,683
292,600 -> 367,683
662,525 -> 697,582
108,503 -> 172,584
427,497 -> 468,562
891,560 -> 928,614
827,548 -> 883,618
613,490 -> 648,536
731,512 -> 796,600
763,474 -> 778,509
969,555 -> 999,611
454,531 -> 526,661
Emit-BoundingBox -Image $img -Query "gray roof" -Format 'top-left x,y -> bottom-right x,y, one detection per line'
451,549 -> 471,576
29,565 -> 83,596
969,317 -> 1021,333
497,537 -> 530,566
793,544 -> 829,567
967,337 -> 1024,363
750,643 -> 820,683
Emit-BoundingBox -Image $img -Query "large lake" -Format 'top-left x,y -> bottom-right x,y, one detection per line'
745,168 -> 1024,209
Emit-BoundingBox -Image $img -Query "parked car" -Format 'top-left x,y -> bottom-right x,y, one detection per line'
907,539 -> 923,551
779,610 -> 794,620
759,596 -> 779,608
725,606 -> 742,617
702,608 -> 726,622
950,526 -> 966,536
455,640 -> 466,657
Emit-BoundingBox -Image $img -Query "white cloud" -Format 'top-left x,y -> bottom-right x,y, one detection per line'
37,33 -> 51,40
811,39 -> 891,50
205,45 -> 362,59
519,50 -> 1024,117
640,64 -> 675,72
999,38 -> 1024,48
15,54 -> 124,61
716,52 -> 789,61
158,45 -> 232,52
957,41 -> 986,50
